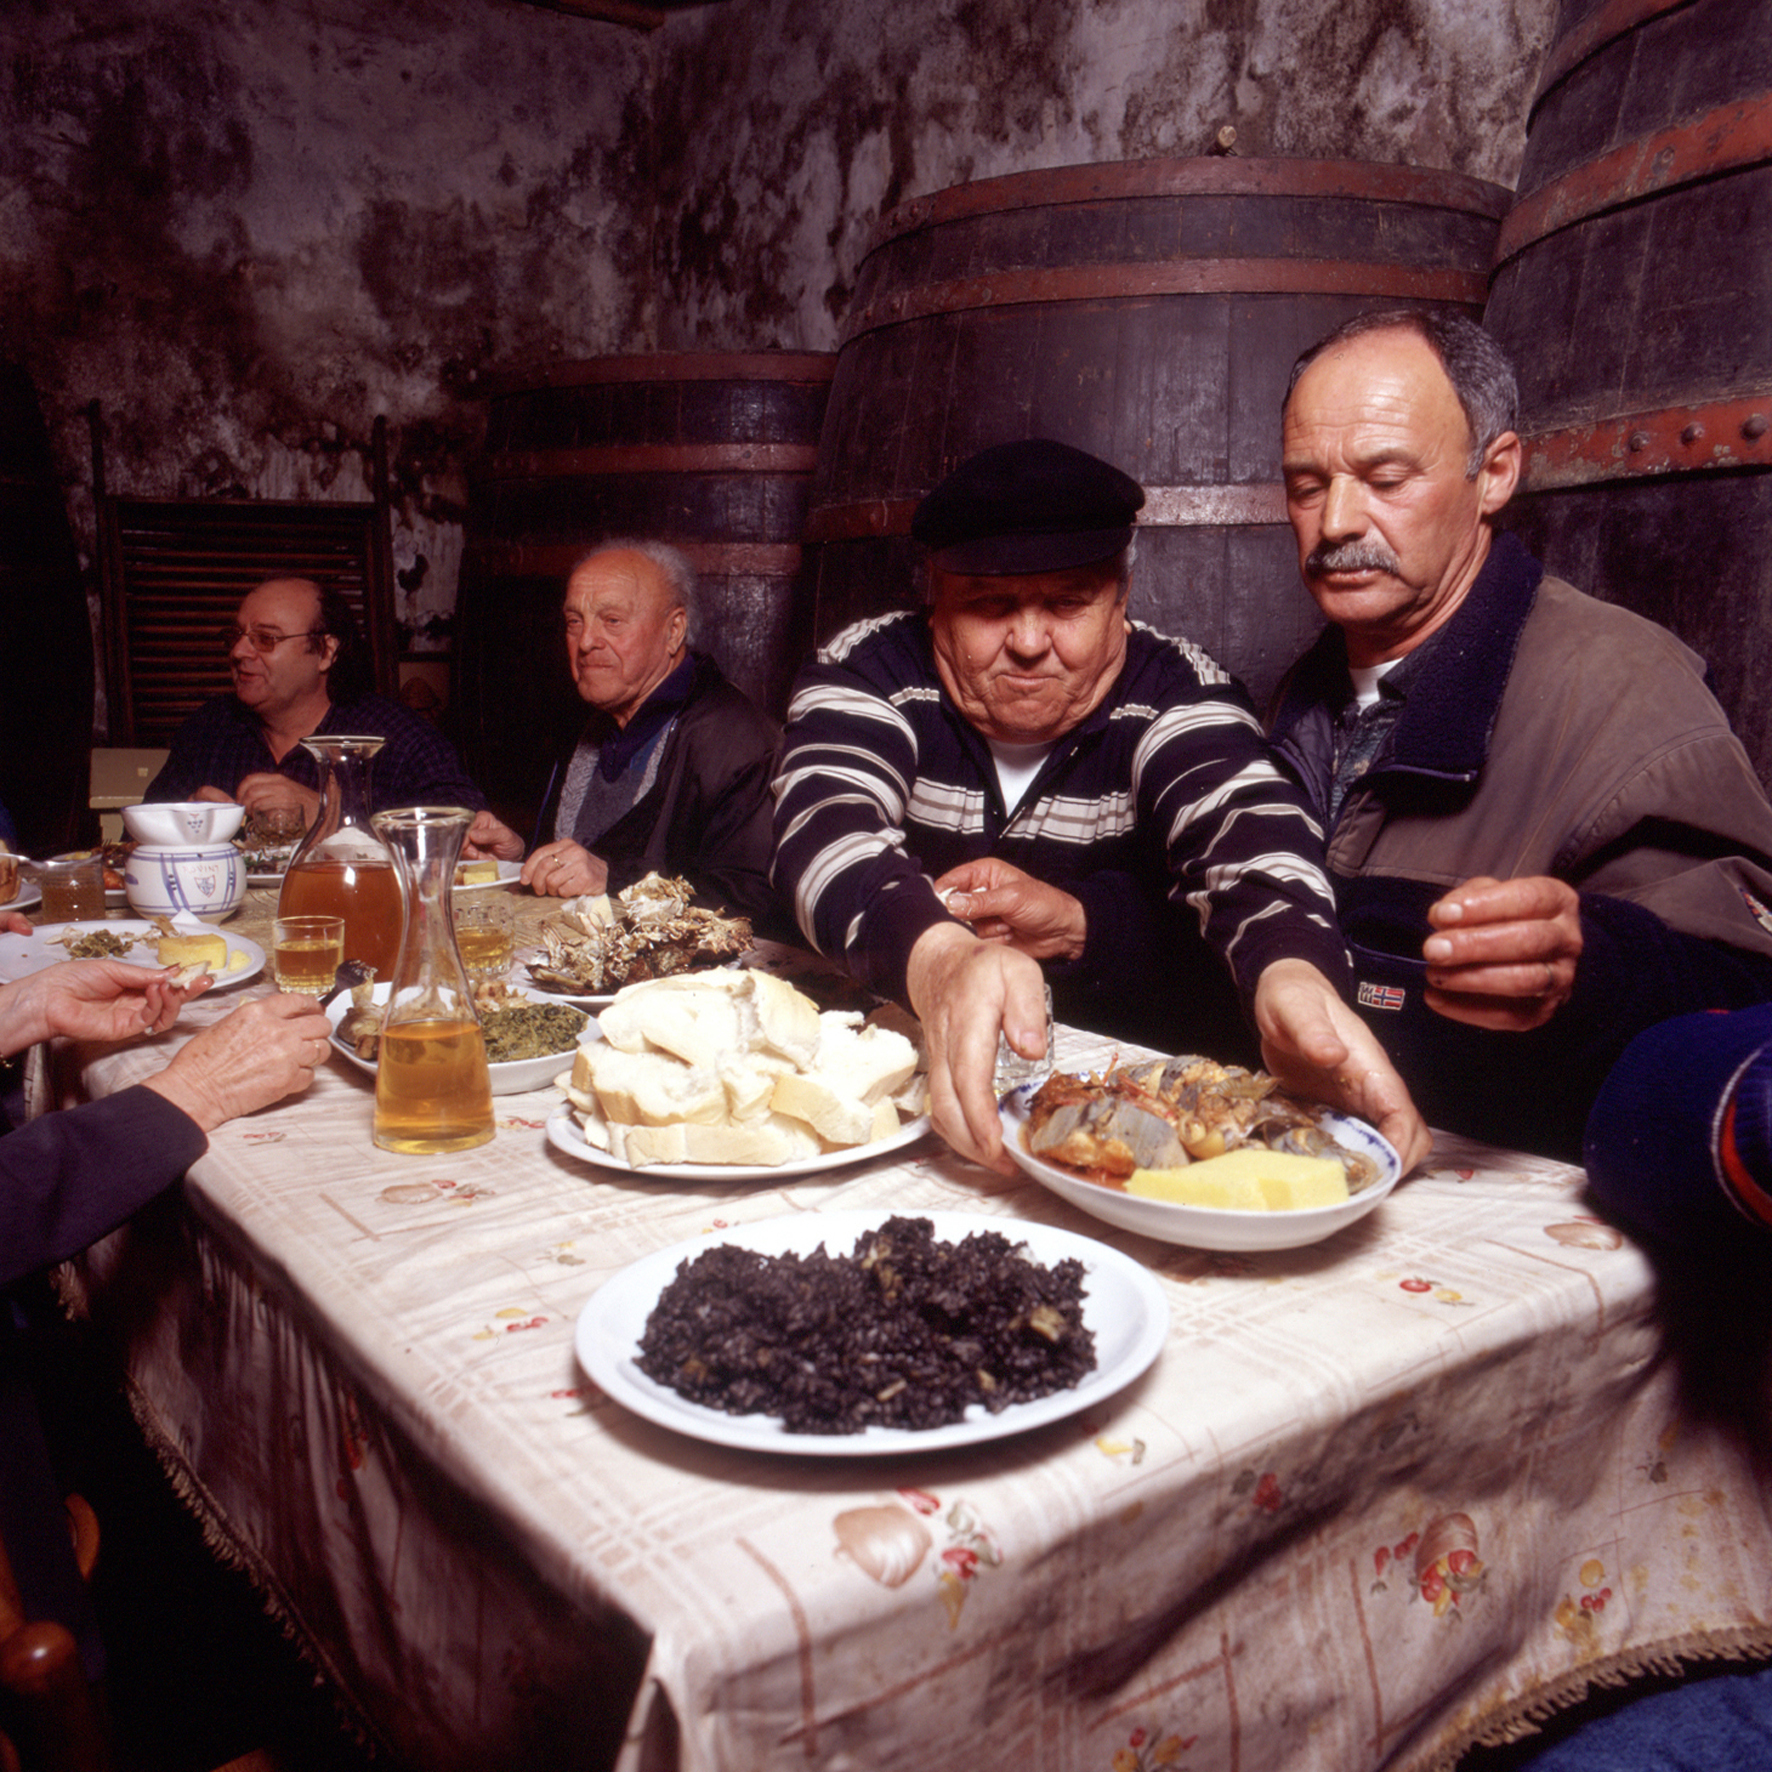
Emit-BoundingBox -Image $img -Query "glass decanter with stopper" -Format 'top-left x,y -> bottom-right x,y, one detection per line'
277,736 -> 405,980
369,805 -> 494,1155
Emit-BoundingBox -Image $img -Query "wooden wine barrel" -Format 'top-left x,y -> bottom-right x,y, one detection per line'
0,365 -> 92,854
1485,0 -> 1772,781
455,352 -> 833,824
808,157 -> 1509,708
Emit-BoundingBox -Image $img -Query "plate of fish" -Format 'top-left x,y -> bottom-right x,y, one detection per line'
524,871 -> 752,1000
1000,1055 -> 1401,1252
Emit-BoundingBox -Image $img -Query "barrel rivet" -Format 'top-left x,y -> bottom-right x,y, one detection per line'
1627,430 -> 1651,452
1744,415 -> 1770,440
1680,422 -> 1704,444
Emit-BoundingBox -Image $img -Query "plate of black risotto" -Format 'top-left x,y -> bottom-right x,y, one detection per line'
574,1210 -> 1169,1454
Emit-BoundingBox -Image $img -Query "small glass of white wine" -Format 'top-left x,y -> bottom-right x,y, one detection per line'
272,914 -> 345,996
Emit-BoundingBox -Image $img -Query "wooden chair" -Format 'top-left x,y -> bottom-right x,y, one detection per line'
88,407 -> 400,749
0,1495 -> 106,1772
0,1497 -> 285,1772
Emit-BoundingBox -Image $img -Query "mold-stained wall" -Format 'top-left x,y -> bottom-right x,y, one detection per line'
1,0 -> 650,708
1,0 -> 1553,747
650,0 -> 1557,352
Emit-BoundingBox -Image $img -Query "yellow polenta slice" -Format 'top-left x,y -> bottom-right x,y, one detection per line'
1127,1147 -> 1349,1211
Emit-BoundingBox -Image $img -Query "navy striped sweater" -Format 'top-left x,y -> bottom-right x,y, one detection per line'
771,611 -> 1352,1043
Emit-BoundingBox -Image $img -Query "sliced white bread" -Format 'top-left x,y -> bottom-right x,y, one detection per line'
810,1016 -> 920,1104
581,1044 -> 726,1127
618,1112 -> 821,1169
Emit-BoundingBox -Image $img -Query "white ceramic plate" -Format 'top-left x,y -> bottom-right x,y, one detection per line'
575,1209 -> 1170,1455
244,858 -> 296,888
999,1083 -> 1401,1252
454,860 -> 522,894
3,881 -> 41,914
326,983 -> 594,1095
0,921 -> 266,992
545,1100 -> 932,1180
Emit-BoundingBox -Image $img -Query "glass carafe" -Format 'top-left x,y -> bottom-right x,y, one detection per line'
277,737 -> 405,980
370,806 -> 494,1155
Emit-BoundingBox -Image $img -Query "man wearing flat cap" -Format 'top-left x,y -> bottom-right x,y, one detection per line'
772,438 -> 1427,1174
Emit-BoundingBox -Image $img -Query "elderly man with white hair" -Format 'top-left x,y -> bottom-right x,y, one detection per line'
465,539 -> 780,921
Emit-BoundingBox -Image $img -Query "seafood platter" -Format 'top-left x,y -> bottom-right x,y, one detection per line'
1000,1055 -> 1400,1252
525,872 -> 752,1003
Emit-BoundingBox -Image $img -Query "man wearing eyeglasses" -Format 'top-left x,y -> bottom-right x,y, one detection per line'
143,576 -> 485,822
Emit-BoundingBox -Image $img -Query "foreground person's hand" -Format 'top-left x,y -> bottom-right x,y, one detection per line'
520,838 -> 609,899
0,960 -> 214,1059
0,911 -> 32,938
934,857 -> 1087,961
1423,875 -> 1581,1031
906,921 -> 1048,1174
462,809 -> 526,862
143,993 -> 333,1133
1253,957 -> 1431,1172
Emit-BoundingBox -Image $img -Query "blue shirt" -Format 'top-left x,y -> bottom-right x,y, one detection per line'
144,691 -> 487,812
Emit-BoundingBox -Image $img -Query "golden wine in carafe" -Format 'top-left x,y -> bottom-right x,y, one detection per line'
278,860 -> 404,979
374,1019 -> 494,1153
371,805 -> 495,1155
277,736 -> 405,981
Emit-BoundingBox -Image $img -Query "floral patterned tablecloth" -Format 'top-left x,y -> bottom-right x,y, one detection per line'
39,960 -> 1772,1772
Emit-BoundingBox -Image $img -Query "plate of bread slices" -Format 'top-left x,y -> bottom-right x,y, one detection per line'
549,968 -> 931,1177
0,918 -> 265,990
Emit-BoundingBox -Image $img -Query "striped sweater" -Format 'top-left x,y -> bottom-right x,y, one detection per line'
771,611 -> 1351,1042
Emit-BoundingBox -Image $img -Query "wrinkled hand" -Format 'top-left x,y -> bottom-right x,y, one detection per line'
520,839 -> 608,899
233,773 -> 323,824
462,810 -> 526,862
143,993 -> 333,1132
1254,958 -> 1431,1173
1423,875 -> 1581,1031
906,921 -> 1048,1174
933,857 -> 1087,961
0,959 -> 213,1059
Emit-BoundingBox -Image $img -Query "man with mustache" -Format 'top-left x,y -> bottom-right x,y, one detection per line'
773,438 -> 1428,1176
1267,309 -> 1772,1157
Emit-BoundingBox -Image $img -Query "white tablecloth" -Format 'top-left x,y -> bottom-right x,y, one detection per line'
43,985 -> 1772,1771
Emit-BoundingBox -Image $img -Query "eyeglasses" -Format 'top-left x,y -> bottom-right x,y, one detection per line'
222,625 -> 327,656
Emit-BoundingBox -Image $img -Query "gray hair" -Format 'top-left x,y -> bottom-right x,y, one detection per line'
1283,309 -> 1519,478
571,538 -> 700,643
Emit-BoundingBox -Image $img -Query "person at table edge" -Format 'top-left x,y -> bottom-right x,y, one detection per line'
1266,308 -> 1772,1159
0,925 -> 331,1686
770,437 -> 1429,1176
463,539 -> 780,925
142,575 -> 486,822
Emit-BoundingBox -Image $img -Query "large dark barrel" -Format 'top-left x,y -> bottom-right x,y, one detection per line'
0,365 -> 92,854
808,156 -> 1508,707
454,352 -> 833,825
1485,0 -> 1772,781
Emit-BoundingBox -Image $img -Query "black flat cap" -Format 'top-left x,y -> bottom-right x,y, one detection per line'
912,439 -> 1145,575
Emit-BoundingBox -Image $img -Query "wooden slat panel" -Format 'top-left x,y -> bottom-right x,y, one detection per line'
101,496 -> 396,747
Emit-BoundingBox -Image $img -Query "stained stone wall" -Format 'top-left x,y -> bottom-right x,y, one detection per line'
0,0 -> 1552,738
650,0 -> 1554,350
